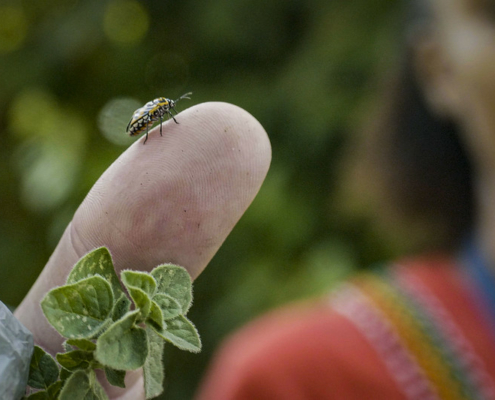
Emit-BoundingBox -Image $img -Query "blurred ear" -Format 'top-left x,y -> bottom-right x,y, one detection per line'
411,27 -> 462,117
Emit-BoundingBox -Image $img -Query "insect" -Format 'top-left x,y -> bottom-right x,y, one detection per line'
126,92 -> 192,144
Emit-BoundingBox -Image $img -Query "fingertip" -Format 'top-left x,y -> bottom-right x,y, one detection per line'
14,101 -> 271,358
75,102 -> 271,278
129,101 -> 272,181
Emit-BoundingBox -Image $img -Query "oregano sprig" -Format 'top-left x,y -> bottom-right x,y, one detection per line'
23,247 -> 201,400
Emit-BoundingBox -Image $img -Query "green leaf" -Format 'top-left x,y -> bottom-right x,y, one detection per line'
150,315 -> 201,353
47,381 -> 63,399
147,300 -> 165,329
121,271 -> 157,319
28,346 -> 59,389
56,350 -> 94,371
95,310 -> 149,370
25,381 -> 63,400
67,247 -> 125,300
24,384 -> 61,400
151,264 -> 192,313
112,293 -> 131,321
25,391 -> 49,400
59,370 -> 108,400
121,270 -> 157,296
64,338 -> 96,352
60,368 -> 72,382
104,367 -> 126,388
143,327 -> 165,399
127,286 -> 152,319
152,293 -> 182,320
41,276 -> 113,339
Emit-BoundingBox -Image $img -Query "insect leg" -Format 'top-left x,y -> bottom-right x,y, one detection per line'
144,125 -> 149,144
159,115 -> 163,136
169,109 -> 179,124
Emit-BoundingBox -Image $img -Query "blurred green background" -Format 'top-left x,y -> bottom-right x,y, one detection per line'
0,0 -> 402,398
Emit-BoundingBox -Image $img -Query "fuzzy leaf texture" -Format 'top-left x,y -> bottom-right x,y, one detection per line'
151,264 -> 192,314
41,275 -> 113,339
121,270 -> 157,296
127,286 -> 152,320
147,301 -> 165,329
143,327 -> 165,399
64,338 -> 96,352
47,381 -> 62,399
121,271 -> 157,319
151,315 -> 201,353
111,293 -> 131,321
104,367 -> 126,388
67,247 -> 125,300
25,391 -> 49,400
95,310 -> 148,370
27,346 -> 59,390
152,293 -> 182,321
59,367 -> 72,382
25,379 -> 62,399
25,381 -> 63,400
59,370 -> 108,400
56,350 -> 94,371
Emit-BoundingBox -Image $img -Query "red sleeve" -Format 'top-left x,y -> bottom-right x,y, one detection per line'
195,301 -> 404,400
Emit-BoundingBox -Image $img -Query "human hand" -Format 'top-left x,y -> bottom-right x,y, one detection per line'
14,102 -> 271,399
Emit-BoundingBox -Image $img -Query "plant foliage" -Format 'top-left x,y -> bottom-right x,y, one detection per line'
23,247 -> 201,400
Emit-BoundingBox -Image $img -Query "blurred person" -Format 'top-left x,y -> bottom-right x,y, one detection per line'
195,0 -> 495,399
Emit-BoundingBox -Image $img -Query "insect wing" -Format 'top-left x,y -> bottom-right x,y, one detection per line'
127,101 -> 155,132
126,95 -> 188,140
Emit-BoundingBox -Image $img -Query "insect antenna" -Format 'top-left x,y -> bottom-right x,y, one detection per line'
175,92 -> 192,102
168,92 -> 192,125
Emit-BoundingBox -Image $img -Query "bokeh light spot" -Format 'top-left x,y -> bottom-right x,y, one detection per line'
16,142 -> 80,213
9,89 -> 59,139
103,0 -> 149,47
0,5 -> 28,53
9,89 -> 87,213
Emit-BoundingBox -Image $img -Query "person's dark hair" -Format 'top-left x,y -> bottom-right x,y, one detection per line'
371,0 -> 474,250
374,51 -> 474,249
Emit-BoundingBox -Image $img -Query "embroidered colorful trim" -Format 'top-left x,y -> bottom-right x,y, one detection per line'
331,266 -> 495,400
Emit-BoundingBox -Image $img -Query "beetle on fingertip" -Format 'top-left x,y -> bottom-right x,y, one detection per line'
126,92 -> 192,144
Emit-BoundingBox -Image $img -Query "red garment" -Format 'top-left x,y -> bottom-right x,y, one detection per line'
196,255 -> 495,400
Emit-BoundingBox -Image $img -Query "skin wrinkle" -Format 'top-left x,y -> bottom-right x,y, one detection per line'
103,207 -> 142,252
68,221 -> 87,266
15,101 -> 271,400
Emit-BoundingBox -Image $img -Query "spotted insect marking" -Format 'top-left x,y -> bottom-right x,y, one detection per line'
126,92 -> 192,144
